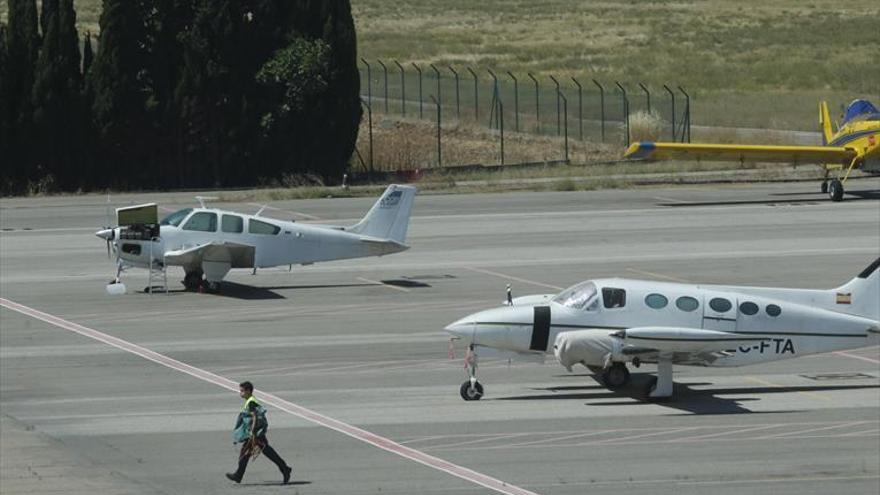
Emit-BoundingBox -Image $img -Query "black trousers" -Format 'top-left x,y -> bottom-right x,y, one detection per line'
234,435 -> 288,478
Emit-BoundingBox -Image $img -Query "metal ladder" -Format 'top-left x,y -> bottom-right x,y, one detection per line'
148,237 -> 168,295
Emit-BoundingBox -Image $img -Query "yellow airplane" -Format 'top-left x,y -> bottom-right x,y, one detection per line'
624,99 -> 880,201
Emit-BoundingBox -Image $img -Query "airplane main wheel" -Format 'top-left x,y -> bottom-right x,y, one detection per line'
602,363 -> 631,390
460,380 -> 484,401
820,181 -> 828,193
828,179 -> 844,202
183,271 -> 203,291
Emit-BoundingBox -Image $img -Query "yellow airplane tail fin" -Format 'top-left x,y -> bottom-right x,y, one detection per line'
819,101 -> 835,145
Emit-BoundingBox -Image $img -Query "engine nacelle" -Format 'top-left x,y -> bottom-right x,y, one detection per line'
553,330 -> 624,371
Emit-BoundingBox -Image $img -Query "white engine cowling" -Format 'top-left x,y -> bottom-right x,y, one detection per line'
553,330 -> 624,371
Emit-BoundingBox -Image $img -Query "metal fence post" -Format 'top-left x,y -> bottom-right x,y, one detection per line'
571,77 -> 583,141
527,72 -> 539,133
466,67 -> 478,120
411,63 -> 423,119
678,86 -> 690,143
360,58 -> 371,108
430,95 -> 441,168
549,75 -> 561,136
506,71 -> 519,132
560,92 -> 568,163
447,66 -> 460,120
592,79 -> 605,142
615,81 -> 629,146
498,97 -> 505,166
430,64 -> 441,109
377,59 -> 388,114
393,60 -> 405,116
663,84 -> 675,141
638,82 -> 651,114
487,69 -> 499,129
360,97 -> 373,179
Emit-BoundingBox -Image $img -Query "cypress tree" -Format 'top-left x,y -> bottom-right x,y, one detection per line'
5,0 -> 41,190
89,0 -> 151,188
40,0 -> 59,38
0,23 -> 9,192
176,0 -> 257,187
31,0 -> 82,189
81,31 -> 93,79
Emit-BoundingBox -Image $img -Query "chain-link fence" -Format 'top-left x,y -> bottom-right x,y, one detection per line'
355,58 -> 691,172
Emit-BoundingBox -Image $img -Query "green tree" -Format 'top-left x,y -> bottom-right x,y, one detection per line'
5,0 -> 41,191
259,0 -> 361,181
88,0 -> 151,188
31,0 -> 82,189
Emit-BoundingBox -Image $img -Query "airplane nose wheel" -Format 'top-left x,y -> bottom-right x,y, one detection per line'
460,380 -> 484,401
459,344 -> 483,400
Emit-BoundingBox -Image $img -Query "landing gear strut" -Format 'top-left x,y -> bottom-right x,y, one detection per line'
459,344 -> 484,401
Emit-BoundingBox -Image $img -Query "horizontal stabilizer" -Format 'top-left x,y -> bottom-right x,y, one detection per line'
624,142 -> 855,165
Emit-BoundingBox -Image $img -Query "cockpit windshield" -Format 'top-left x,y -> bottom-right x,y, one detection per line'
160,208 -> 193,227
552,281 -> 599,310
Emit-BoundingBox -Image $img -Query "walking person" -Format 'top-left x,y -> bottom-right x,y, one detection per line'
226,381 -> 293,484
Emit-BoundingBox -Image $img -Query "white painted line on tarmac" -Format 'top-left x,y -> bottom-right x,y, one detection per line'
466,267 -> 563,291
247,202 -> 321,220
833,350 -> 880,364
745,376 -> 831,401
625,267 -> 691,283
752,420 -> 870,439
0,298 -> 539,495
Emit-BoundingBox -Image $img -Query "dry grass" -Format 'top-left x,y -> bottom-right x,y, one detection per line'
353,117 -> 618,172
627,111 -> 663,143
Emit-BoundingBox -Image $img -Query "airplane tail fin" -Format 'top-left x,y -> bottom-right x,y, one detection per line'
819,101 -> 835,145
833,258 -> 880,321
349,184 -> 417,244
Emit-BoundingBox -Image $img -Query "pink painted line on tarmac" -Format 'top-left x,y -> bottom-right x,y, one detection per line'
0,298 -> 539,495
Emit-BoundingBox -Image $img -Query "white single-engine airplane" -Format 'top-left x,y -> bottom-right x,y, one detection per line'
96,185 -> 417,293
446,259 -> 879,400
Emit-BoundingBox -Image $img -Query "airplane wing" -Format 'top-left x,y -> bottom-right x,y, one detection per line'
624,142 -> 857,165
164,241 -> 256,269
611,327 -> 770,365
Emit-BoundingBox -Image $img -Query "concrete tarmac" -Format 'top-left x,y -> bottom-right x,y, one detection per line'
2,179 -> 879,495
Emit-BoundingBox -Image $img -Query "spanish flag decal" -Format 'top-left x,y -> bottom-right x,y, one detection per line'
836,292 -> 852,304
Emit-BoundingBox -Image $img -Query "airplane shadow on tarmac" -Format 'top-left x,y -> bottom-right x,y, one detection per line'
141,280 -> 431,300
492,373 -> 880,415
657,187 -> 880,207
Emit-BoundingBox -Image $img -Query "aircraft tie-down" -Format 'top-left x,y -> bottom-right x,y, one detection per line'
96,185 -> 417,293
624,99 -> 880,201
446,259 -> 880,400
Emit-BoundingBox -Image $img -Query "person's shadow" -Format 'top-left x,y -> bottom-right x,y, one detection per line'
242,480 -> 312,487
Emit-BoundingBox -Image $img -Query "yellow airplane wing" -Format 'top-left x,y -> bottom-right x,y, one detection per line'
624,142 -> 856,165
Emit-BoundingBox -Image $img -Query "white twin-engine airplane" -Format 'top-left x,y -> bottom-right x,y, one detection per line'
95,185 -> 417,293
446,259 -> 880,400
